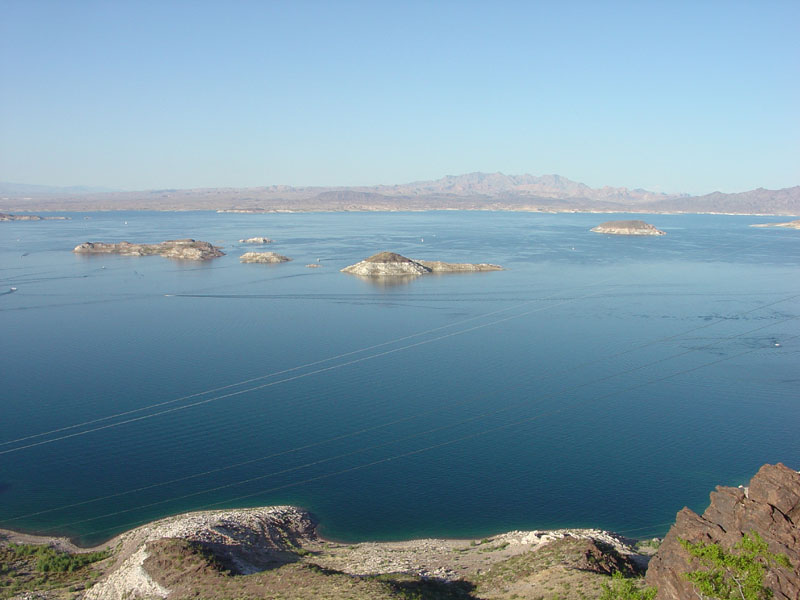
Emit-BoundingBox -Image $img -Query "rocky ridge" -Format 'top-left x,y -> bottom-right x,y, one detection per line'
341,251 -> 503,276
590,220 -> 666,235
646,463 -> 800,599
84,506 -> 317,600
72,239 -> 224,260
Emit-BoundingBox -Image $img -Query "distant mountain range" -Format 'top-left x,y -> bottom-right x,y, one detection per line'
1,173 -> 798,215
377,172 -> 684,204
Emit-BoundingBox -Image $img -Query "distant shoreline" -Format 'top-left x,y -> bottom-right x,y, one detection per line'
2,172 -> 798,216
0,511 -> 649,554
0,526 -> 111,553
1,207 -> 798,217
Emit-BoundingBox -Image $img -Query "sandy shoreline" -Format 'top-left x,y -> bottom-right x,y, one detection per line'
2,506 -> 653,600
0,508 -> 646,556
0,526 -> 113,554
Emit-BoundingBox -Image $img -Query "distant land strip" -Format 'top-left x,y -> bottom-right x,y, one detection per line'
1,172 -> 798,215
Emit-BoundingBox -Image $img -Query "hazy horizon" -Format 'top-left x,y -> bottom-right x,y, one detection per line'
1,170 -> 797,199
1,1 -> 798,195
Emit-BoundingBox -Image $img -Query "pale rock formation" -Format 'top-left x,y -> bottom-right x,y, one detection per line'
591,220 -> 666,235
751,219 -> 800,230
239,236 -> 273,243
239,251 -> 292,263
1,212 -> 69,221
85,506 -> 316,600
73,239 -> 224,260
341,251 -> 502,276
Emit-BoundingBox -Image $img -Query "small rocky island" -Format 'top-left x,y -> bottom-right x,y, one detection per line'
591,220 -> 665,235
240,251 -> 292,263
73,239 -> 224,260
751,219 -> 800,230
1,212 -> 69,221
341,251 -> 503,276
239,236 -> 273,244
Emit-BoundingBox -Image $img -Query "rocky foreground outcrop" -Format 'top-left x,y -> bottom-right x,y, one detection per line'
73,239 -> 224,260
751,219 -> 800,230
646,463 -> 800,599
341,251 -> 503,276
591,220 -> 666,235
77,506 -> 642,600
240,251 -> 292,263
84,506 -> 317,600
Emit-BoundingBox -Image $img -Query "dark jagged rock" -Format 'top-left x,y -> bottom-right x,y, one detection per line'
575,539 -> 643,576
645,463 -> 800,599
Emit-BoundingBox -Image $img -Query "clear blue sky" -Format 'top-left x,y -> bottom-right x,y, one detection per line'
1,0 -> 798,194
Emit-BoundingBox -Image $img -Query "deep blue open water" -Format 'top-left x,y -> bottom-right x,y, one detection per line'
0,211 -> 798,546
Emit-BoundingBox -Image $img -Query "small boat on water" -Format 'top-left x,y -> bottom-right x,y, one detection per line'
9,287 -> 17,292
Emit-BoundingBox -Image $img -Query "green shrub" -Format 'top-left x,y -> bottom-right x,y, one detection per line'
599,572 -> 656,600
680,531 -> 791,600
5,543 -> 109,573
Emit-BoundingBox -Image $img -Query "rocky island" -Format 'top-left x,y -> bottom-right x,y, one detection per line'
341,251 -> 503,277
239,236 -> 273,244
73,239 -> 224,260
0,463 -> 797,600
240,251 -> 292,263
1,212 -> 69,221
590,220 -> 666,235
751,219 -> 800,230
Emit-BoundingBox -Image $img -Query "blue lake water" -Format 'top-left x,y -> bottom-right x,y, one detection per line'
0,211 -> 798,546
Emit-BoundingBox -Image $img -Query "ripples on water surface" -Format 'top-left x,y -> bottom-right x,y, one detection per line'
0,211 -> 798,545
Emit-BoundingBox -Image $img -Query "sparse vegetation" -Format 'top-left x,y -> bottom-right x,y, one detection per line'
5,543 -> 109,573
142,538 -> 476,600
0,530 -> 662,600
599,572 -> 657,600
478,541 -> 510,553
680,531 -> 791,600
472,537 -> 637,600
634,539 -> 661,552
0,542 -> 109,599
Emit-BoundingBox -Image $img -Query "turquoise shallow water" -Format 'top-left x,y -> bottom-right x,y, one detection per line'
0,211 -> 798,546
